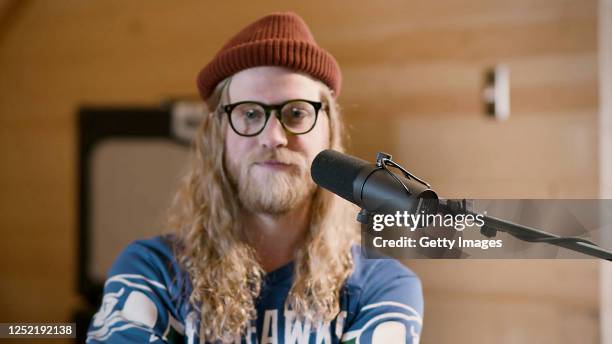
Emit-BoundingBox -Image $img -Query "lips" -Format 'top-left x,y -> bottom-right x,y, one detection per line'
254,160 -> 295,170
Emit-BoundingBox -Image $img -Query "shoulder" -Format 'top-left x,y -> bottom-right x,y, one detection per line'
108,235 -> 178,284
346,245 -> 422,300
114,234 -> 176,265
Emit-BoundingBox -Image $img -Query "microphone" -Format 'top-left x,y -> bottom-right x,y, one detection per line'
311,149 -> 439,217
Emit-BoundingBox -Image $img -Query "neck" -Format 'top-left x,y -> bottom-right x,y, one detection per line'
243,197 -> 312,273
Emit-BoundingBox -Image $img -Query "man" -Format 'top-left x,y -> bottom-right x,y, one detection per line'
87,12 -> 423,344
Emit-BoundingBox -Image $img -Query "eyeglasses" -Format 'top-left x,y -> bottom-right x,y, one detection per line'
221,99 -> 324,137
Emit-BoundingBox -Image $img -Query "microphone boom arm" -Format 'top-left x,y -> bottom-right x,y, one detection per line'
439,199 -> 612,261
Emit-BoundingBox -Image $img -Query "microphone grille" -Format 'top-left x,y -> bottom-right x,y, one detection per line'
311,149 -> 368,204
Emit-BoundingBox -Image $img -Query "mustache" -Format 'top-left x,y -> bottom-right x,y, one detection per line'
246,148 -> 307,168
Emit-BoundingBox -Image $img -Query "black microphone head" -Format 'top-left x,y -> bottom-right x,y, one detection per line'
311,149 -> 369,205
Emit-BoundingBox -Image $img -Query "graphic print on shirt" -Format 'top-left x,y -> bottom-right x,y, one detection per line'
241,304 -> 421,344
87,273 -> 191,343
340,301 -> 422,344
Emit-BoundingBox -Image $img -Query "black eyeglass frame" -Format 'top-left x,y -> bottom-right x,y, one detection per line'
221,99 -> 324,137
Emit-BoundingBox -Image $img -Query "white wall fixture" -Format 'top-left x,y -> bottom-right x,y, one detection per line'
483,64 -> 511,121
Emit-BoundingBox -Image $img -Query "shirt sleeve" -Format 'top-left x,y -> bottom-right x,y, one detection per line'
86,240 -> 186,343
341,260 -> 424,344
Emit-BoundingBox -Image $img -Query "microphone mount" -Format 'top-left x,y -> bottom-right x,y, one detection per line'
357,152 -> 435,225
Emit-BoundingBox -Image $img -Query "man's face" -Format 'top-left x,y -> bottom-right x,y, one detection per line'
224,66 -> 331,215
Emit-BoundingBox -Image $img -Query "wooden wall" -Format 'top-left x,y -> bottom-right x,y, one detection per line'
0,0 -> 600,343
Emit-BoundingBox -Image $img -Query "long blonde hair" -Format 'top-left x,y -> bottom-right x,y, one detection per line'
167,75 -> 359,342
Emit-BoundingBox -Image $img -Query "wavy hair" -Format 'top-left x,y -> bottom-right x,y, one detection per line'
167,75 -> 359,343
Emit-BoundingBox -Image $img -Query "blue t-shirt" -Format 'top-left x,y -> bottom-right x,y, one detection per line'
86,235 -> 423,343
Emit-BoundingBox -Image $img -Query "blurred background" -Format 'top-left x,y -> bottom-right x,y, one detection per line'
0,0 -> 611,343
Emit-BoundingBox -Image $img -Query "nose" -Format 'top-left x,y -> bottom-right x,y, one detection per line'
258,112 -> 288,149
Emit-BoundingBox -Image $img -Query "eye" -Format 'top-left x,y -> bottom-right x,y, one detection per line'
288,107 -> 308,119
233,103 -> 265,122
282,102 -> 314,119
245,109 -> 261,119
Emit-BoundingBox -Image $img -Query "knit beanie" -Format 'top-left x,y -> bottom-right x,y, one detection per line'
196,12 -> 342,100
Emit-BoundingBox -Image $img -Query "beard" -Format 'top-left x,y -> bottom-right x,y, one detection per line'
225,147 -> 316,215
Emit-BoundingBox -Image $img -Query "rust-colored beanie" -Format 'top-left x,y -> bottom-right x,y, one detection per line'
196,12 -> 342,100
